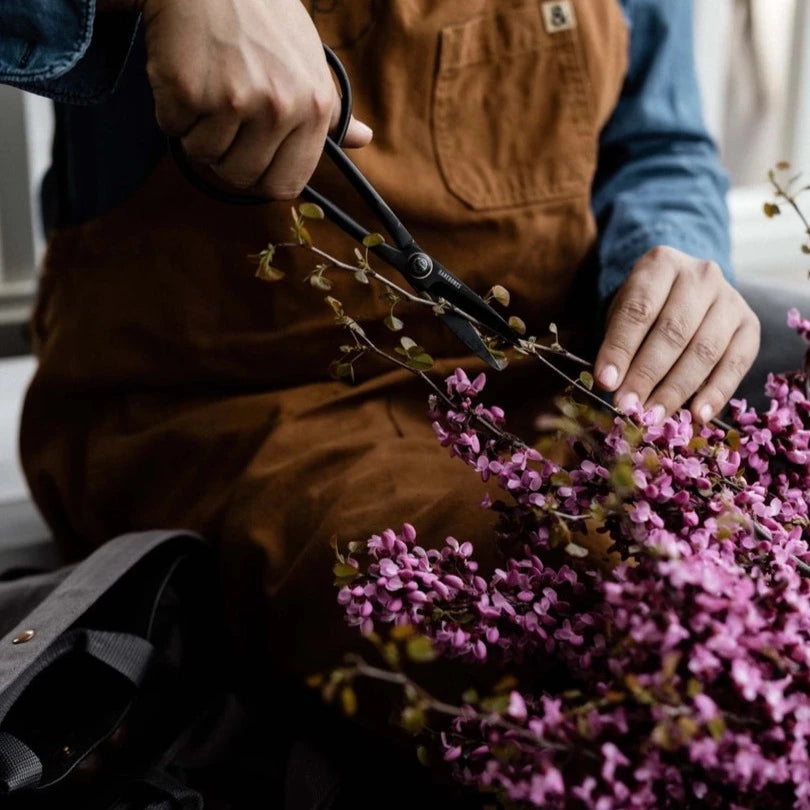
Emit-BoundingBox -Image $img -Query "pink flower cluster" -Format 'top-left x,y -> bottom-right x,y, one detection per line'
337,316 -> 810,808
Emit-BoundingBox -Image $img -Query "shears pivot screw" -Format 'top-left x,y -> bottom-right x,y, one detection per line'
408,253 -> 433,279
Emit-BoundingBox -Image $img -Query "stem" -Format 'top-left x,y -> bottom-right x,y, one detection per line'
530,346 -> 623,418
770,176 -> 810,235
344,655 -> 574,754
280,241 -> 594,366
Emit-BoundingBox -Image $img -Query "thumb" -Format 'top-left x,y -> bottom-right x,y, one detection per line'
329,91 -> 372,147
342,115 -> 374,148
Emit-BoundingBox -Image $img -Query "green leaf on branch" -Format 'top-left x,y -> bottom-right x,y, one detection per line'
299,202 -> 325,220
401,705 -> 427,734
508,316 -> 527,335
578,371 -> 594,390
408,353 -> 434,372
333,562 -> 359,581
763,202 -> 781,218
416,745 -> 431,766
362,232 -> 385,248
405,635 -> 437,663
354,270 -> 370,284
489,285 -> 511,307
329,361 -> 354,382
384,314 -> 404,332
340,686 -> 358,717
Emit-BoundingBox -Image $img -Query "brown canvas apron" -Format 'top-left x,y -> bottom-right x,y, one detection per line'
21,0 -> 628,677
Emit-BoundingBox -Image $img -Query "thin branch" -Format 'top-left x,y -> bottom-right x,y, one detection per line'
347,326 -> 525,447
344,655 -> 574,754
279,241 -> 593,366
770,176 -> 810,236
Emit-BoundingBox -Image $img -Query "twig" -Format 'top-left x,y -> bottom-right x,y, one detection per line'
279,241 -> 593,366
344,655 -> 574,754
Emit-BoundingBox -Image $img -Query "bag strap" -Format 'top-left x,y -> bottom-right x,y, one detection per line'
0,531 -> 204,697
0,629 -> 155,792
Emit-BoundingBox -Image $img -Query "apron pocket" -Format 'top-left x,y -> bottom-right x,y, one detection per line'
432,0 -> 595,211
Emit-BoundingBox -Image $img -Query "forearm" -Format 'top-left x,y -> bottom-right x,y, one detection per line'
593,0 -> 731,303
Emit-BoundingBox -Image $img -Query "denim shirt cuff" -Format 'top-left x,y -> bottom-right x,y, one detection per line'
598,222 -> 736,305
0,2 -> 140,104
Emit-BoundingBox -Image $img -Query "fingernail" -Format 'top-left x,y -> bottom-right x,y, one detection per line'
598,363 -> 619,389
354,120 -> 373,139
617,392 -> 639,413
699,404 -> 713,423
650,404 -> 666,425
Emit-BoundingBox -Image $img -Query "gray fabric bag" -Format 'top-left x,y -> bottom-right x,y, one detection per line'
0,530 -> 218,809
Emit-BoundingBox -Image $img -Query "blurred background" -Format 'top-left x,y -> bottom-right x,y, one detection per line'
1,0 -> 810,544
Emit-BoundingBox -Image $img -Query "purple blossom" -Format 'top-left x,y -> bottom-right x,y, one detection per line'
333,311 -> 810,809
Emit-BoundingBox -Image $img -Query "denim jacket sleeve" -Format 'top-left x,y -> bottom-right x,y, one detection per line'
0,0 -> 139,103
593,0 -> 732,303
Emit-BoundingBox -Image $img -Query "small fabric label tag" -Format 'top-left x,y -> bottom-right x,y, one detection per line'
542,1 -> 577,33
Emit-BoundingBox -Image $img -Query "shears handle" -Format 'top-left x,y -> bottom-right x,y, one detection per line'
168,45 -> 352,206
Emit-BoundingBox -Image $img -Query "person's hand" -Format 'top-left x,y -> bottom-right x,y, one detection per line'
140,0 -> 373,198
594,246 -> 760,424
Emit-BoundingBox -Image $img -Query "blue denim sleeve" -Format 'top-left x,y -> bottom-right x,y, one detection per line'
593,0 -> 732,303
0,0 -> 139,103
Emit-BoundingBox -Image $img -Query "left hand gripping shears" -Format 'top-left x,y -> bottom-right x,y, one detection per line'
169,45 -> 522,370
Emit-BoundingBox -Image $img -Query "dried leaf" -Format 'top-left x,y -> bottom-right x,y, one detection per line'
326,297 -> 345,317
776,160 -> 791,171
508,315 -> 527,335
299,202 -> 325,220
802,244 -> 810,255
255,263 -> 285,282
564,542 -> 589,559
362,232 -> 385,248
763,202 -> 781,218
354,270 -> 369,284
309,273 -> 333,291
489,284 -> 511,307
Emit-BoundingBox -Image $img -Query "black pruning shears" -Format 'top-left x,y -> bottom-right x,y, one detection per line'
169,45 -> 521,370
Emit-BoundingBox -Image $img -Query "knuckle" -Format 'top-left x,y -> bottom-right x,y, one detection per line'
615,296 -> 656,327
268,91 -> 295,123
726,353 -> 752,379
310,87 -> 334,123
656,314 -> 689,348
698,259 -> 722,279
223,84 -> 251,115
704,381 -> 732,406
643,245 -> 675,265
628,362 -> 659,388
658,377 -> 689,404
692,337 -> 722,366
